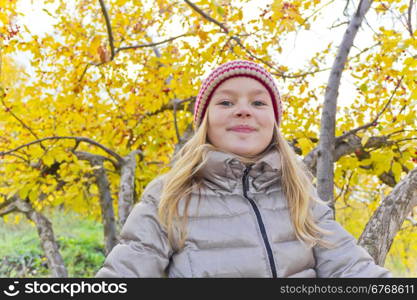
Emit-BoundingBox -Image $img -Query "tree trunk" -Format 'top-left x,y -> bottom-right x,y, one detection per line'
316,0 -> 374,216
358,166 -> 417,265
76,151 -> 118,255
117,151 -> 137,231
14,199 -> 68,278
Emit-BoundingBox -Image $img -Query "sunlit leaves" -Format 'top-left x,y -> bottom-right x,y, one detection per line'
0,0 -> 416,275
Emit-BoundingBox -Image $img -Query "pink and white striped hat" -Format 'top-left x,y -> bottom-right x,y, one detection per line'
193,59 -> 283,129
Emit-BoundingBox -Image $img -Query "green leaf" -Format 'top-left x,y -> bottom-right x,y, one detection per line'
217,5 -> 225,16
359,83 -> 368,92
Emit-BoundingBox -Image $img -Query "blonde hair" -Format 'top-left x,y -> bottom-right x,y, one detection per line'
157,113 -> 335,250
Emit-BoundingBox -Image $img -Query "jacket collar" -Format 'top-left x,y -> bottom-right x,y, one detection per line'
196,144 -> 282,193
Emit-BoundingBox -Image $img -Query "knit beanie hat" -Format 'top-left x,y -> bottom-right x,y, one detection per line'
193,59 -> 282,129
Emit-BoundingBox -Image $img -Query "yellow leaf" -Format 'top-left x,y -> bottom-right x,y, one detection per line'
358,158 -> 372,166
361,134 -> 370,146
55,151 -> 68,163
379,126 -> 397,135
297,137 -> 311,155
405,112 -> 415,125
19,184 -> 32,199
43,155 -> 54,167
29,188 -> 39,202
392,162 -> 402,183
89,184 -> 98,194
197,31 -> 208,42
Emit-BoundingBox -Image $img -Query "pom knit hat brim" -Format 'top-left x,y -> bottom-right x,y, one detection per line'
194,59 -> 283,129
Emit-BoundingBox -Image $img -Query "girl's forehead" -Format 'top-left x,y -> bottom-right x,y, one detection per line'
213,78 -> 269,96
214,88 -> 269,97
219,76 -> 265,87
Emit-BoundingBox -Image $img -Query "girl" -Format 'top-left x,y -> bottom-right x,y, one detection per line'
96,60 -> 392,278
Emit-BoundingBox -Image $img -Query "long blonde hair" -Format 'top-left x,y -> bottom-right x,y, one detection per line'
157,113 -> 335,251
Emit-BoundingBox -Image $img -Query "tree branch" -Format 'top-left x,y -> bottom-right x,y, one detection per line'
116,33 -> 191,53
135,96 -> 195,128
316,0 -> 374,210
358,165 -> 417,265
0,201 -> 17,217
0,136 -> 123,167
0,98 -> 47,151
336,76 -> 403,143
173,99 -> 181,144
98,0 -> 115,60
78,2 -> 189,82
76,151 -> 118,254
183,0 -> 347,80
183,0 -> 229,33
407,0 -> 414,37
13,198 -> 68,277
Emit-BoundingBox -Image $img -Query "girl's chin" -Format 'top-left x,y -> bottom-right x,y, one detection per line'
225,146 -> 259,156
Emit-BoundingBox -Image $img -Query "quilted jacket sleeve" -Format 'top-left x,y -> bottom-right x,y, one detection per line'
312,199 -> 393,278
95,176 -> 173,277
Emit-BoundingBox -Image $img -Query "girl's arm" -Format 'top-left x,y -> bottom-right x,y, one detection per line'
95,178 -> 173,278
312,199 -> 393,278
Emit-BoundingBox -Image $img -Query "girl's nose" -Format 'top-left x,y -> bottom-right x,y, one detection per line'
234,102 -> 252,118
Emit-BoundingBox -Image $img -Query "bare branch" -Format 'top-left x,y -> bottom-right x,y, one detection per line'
184,0 -> 229,33
302,0 -> 337,27
0,98 -> 46,151
74,150 -> 120,171
0,201 -> 17,217
270,68 -> 331,79
173,99 -> 182,144
0,136 -> 123,166
316,0 -> 374,207
77,63 -> 92,84
329,21 -> 350,29
98,0 -> 115,60
130,149 -> 144,161
336,75 -> 404,143
407,0 -> 414,37
135,96 -> 195,128
116,33 -> 191,53
0,194 -> 16,211
303,133 -> 396,179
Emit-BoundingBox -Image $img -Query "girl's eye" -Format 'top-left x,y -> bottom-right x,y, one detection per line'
218,100 -> 267,106
219,100 -> 232,106
253,101 -> 266,106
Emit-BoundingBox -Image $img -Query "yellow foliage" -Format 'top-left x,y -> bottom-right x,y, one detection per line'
0,0 -> 415,277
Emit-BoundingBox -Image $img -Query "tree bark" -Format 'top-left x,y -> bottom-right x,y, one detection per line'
117,151 -> 138,232
358,166 -> 417,265
75,151 -> 118,255
173,123 -> 194,156
13,199 -> 68,278
305,133 -> 396,185
316,0 -> 374,216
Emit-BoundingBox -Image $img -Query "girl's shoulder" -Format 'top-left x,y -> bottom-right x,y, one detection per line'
140,173 -> 168,204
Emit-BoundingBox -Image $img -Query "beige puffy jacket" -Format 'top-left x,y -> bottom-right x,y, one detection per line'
95,147 -> 392,278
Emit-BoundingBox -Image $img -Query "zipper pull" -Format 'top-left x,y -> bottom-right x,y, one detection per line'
242,164 -> 253,192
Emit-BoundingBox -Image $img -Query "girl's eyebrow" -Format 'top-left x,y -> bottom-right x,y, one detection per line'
214,89 -> 268,96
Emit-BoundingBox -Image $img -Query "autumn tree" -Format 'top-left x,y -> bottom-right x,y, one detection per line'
1,0 -> 416,277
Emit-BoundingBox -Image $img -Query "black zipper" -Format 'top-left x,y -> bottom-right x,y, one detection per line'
242,165 -> 277,278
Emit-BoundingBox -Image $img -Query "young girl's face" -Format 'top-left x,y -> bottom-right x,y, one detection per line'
207,76 -> 275,157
